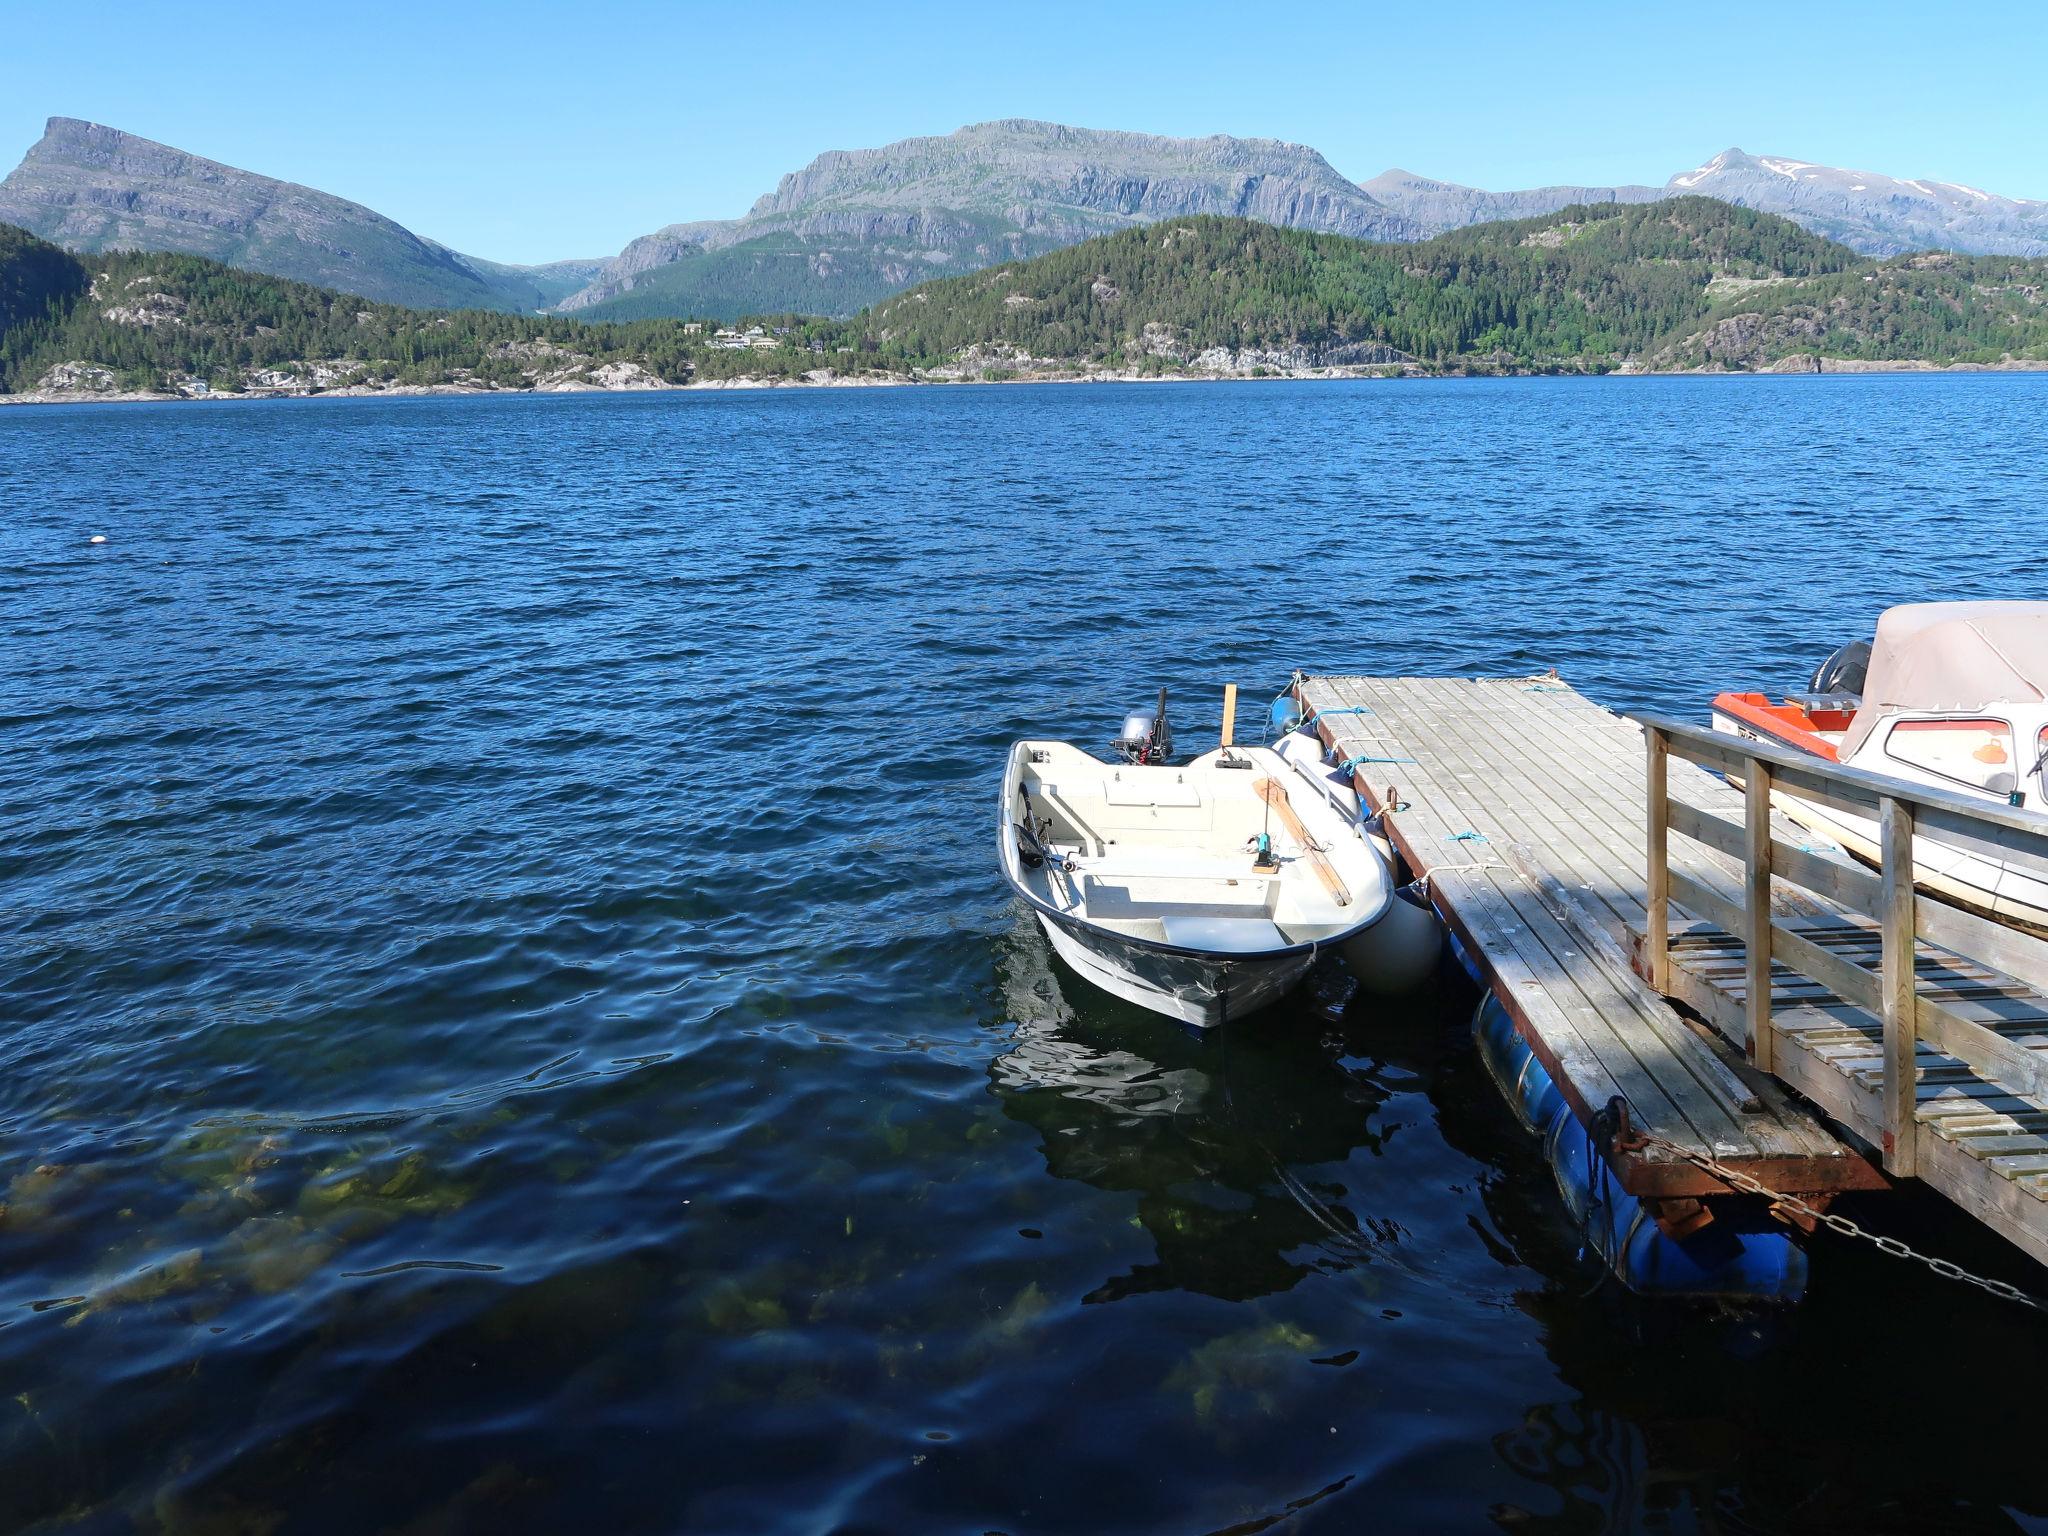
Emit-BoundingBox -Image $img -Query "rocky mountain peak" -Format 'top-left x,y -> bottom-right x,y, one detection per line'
1660,147 -> 2048,255
0,118 -> 597,311
557,119 -> 1416,317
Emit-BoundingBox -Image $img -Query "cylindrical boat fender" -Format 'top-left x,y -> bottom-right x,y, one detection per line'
1445,925 -> 1487,989
1474,989 -> 1566,1133
1472,996 -> 1806,1302
1342,884 -> 1442,994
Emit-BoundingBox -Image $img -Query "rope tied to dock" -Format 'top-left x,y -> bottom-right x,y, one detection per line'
1335,752 -> 1415,773
1269,695 -> 1377,736
1601,1096 -> 2048,1315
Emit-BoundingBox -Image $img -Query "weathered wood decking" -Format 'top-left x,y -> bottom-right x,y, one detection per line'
1297,674 -> 2048,1266
1298,674 -> 1876,1198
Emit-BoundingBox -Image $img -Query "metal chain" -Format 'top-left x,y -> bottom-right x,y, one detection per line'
1634,1129 -> 2048,1313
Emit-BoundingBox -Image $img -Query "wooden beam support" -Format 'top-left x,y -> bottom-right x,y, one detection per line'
1744,766 -> 1776,1073
1645,725 -> 1670,993
1879,795 -> 1919,1178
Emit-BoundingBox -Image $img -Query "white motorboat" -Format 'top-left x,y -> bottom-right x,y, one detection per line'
998,695 -> 1434,1027
1712,599 -> 2048,932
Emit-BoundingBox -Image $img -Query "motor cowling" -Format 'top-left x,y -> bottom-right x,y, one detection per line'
1809,639 -> 1872,700
1112,689 -> 1172,764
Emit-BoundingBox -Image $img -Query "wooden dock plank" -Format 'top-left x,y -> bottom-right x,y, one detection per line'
1362,677 -> 1857,1169
1298,675 -> 1876,1196
1301,673 -> 2048,1268
1336,678 -> 1770,1149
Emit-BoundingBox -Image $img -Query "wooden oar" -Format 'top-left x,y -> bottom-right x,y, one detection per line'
1255,777 -> 1350,906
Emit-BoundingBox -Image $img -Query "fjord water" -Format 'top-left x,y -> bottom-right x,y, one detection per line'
3,376 -> 2045,1535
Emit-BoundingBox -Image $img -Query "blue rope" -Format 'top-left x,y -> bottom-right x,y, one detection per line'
1336,753 -> 1416,772
1274,698 -> 1378,739
1445,830 -> 1489,843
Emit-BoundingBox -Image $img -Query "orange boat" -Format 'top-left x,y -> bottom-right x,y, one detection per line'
1712,601 -> 2048,933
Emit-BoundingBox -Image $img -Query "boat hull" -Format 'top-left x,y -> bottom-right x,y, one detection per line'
1711,705 -> 2048,935
1032,907 -> 1319,1029
999,733 -> 1433,1027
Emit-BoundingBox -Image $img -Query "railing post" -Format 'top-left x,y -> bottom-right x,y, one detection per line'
1879,795 -> 1919,1177
1744,764 -> 1775,1072
1645,725 -> 1670,991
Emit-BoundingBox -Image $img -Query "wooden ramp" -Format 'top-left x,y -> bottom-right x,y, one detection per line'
1296,674 -> 1878,1199
1299,674 -> 2048,1268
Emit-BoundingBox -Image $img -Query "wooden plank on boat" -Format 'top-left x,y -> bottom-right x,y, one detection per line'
1254,775 -> 1349,906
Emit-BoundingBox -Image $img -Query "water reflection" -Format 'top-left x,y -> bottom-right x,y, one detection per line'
989,924 -> 1411,1305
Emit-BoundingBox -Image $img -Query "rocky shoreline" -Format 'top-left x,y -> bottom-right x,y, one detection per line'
4,355 -> 2044,408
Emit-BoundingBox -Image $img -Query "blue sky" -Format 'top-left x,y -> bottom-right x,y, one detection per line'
7,0 -> 2045,264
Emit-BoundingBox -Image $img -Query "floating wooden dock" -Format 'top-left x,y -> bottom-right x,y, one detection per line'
1296,674 -> 2048,1269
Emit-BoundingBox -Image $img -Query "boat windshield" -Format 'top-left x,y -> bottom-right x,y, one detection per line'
1883,717 -> 2015,797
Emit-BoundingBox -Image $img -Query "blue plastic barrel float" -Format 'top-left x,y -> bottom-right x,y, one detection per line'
1472,994 -> 1806,1302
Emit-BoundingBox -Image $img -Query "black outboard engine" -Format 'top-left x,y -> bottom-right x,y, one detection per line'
1808,638 -> 1872,701
1113,688 -> 1173,765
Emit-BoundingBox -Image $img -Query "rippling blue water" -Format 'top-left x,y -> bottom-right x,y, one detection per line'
2,377 -> 2045,1534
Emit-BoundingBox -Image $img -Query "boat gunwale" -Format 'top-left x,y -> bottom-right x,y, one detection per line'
996,738 -> 1396,963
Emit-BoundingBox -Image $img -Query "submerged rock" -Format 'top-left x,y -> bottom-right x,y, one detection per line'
3,1162 -> 106,1231
1164,1320 -> 1322,1424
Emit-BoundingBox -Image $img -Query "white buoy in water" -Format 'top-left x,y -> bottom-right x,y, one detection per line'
88,534 -> 107,544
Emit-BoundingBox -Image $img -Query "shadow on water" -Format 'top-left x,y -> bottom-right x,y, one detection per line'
995,913 -> 2048,1535
988,915 -> 1481,1307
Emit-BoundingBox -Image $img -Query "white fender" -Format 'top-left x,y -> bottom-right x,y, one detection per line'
1275,726 -> 1438,992
1341,892 -> 1441,994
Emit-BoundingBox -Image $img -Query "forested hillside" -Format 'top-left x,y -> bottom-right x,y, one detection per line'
3,200 -> 2046,400
0,225 -> 85,339
864,200 -> 2047,371
866,200 -> 1864,368
1654,252 -> 2048,368
0,235 -> 834,395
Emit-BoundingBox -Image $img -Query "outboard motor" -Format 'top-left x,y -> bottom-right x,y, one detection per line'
1112,688 -> 1173,765
1808,638 -> 1872,701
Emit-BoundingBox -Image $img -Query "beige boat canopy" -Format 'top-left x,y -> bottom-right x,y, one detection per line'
1842,600 -> 2048,759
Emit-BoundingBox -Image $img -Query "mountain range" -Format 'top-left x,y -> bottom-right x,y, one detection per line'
4,117 -> 2045,323
6,198 -> 2046,403
0,118 -> 599,313
553,119 -> 1417,320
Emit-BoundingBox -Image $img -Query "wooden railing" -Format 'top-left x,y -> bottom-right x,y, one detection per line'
1636,713 -> 2048,1178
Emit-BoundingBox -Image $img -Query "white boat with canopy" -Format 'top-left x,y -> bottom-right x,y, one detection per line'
1713,600 -> 2048,932
999,691 -> 1436,1027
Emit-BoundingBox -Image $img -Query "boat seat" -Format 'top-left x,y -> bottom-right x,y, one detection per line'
1158,915 -> 1289,953
1075,852 -> 1269,883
